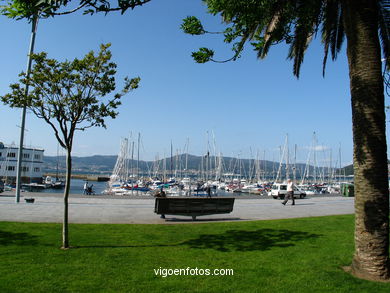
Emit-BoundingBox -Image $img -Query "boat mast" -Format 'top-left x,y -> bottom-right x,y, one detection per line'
212,131 -> 217,180
272,153 -> 275,182
124,137 -> 129,181
137,133 -> 140,181
170,140 -> 173,179
200,155 -> 204,181
130,141 -> 134,180
313,132 -> 317,184
205,131 -> 209,182
275,135 -> 288,183
56,143 -> 59,180
263,150 -> 266,182
163,151 -> 166,182
131,140 -> 134,194
339,143 -> 342,183
328,148 -> 333,184
185,138 -> 189,179
293,144 -> 297,183
286,134 -> 290,181
301,134 -> 313,186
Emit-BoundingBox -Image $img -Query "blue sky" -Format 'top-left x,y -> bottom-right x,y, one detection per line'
0,0 -> 387,166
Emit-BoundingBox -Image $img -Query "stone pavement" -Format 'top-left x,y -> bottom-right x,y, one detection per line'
0,192 -> 354,224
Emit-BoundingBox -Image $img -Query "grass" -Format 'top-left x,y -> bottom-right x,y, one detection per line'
0,215 -> 389,292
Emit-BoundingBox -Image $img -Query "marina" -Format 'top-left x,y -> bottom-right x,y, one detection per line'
98,136 -> 355,198
0,135 -> 357,198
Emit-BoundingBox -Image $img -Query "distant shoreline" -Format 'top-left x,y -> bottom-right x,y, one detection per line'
43,173 -> 110,182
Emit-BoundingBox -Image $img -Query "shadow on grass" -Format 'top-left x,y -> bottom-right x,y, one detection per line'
74,228 -> 321,252
0,230 -> 38,246
73,244 -> 172,249
165,217 -> 242,222
180,228 -> 321,252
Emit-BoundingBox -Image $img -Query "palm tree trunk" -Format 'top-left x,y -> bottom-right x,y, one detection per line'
62,148 -> 72,249
342,0 -> 389,281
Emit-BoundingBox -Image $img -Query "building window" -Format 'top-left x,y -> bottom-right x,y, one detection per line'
34,154 -> 40,160
22,166 -> 29,172
6,166 -> 15,171
34,167 -> 40,172
23,153 -> 30,159
0,152 -> 2,157
7,152 -> 16,158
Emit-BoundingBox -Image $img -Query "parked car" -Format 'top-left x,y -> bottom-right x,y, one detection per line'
0,179 -> 4,193
268,183 -> 306,199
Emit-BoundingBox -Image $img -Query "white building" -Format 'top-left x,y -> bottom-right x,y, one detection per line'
0,142 -> 44,184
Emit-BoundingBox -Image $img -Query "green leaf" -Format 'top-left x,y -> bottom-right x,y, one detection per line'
191,47 -> 214,63
181,16 -> 205,35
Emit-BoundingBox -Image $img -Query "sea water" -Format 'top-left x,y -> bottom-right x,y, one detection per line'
40,179 -> 108,195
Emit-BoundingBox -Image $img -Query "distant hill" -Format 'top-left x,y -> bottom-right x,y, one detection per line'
342,164 -> 354,176
43,155 -> 117,174
43,154 -> 351,177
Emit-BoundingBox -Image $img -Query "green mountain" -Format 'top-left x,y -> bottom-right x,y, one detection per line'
43,154 -> 350,177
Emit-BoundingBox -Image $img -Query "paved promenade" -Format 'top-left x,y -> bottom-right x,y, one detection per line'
0,192 -> 354,224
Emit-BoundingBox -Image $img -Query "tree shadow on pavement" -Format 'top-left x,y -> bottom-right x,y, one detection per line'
180,228 -> 321,252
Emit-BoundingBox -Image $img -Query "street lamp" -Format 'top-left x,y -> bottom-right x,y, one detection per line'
15,13 -> 38,203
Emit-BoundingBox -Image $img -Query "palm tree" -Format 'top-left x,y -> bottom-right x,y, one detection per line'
183,0 -> 390,281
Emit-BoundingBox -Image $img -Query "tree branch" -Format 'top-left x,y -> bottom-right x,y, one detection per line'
51,2 -> 89,16
32,106 -> 66,149
86,0 -> 152,13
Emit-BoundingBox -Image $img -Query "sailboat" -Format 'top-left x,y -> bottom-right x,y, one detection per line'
46,144 -> 65,189
104,136 -> 151,195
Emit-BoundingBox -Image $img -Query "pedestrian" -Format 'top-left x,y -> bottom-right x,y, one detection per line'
155,186 -> 167,219
206,185 -> 212,198
282,179 -> 295,206
83,181 -> 88,195
89,184 -> 94,195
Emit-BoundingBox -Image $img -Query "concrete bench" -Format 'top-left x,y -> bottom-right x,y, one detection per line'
154,197 -> 235,220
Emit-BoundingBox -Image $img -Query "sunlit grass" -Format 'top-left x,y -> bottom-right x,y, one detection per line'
0,216 -> 389,292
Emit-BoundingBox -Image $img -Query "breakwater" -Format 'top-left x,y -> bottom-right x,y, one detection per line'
43,173 -> 110,182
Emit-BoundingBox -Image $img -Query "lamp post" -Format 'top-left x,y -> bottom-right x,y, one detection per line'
15,13 -> 38,203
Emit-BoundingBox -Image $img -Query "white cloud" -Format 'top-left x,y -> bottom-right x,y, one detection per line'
301,145 -> 330,152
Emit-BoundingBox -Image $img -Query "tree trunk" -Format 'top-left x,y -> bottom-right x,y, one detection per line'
342,0 -> 389,281
62,148 -> 72,249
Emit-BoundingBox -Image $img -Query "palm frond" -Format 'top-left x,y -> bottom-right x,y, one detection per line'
288,0 -> 322,78
330,4 -> 344,60
260,13 -> 290,59
378,0 -> 390,70
257,0 -> 294,59
321,0 -> 344,76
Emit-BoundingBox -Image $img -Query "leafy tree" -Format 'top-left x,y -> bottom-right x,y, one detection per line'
0,0 -> 152,20
183,0 -> 390,282
1,44 -> 140,248
0,0 -> 149,247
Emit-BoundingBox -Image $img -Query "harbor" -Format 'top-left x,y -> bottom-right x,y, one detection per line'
1,133 -> 358,197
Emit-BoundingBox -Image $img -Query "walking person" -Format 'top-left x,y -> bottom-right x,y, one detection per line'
206,185 -> 212,198
282,179 -> 295,206
83,181 -> 88,195
88,184 -> 94,195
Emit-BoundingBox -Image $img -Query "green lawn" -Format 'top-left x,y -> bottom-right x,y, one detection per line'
0,216 -> 389,292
